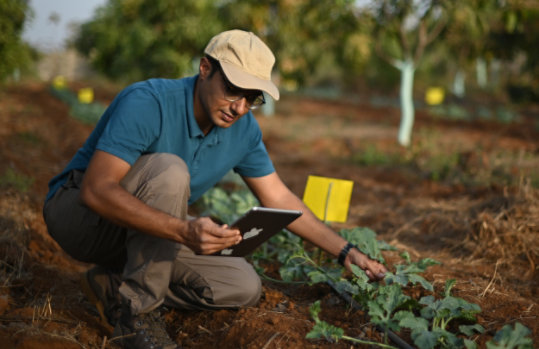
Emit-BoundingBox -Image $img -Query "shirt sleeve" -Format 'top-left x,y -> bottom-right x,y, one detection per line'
96,88 -> 161,165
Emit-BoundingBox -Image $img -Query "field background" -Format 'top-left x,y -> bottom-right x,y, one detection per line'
0,80 -> 537,348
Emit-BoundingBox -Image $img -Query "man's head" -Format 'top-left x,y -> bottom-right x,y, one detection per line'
204,29 -> 279,101
194,30 -> 278,133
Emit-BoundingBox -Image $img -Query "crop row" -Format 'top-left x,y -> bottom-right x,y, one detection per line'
199,178 -> 533,349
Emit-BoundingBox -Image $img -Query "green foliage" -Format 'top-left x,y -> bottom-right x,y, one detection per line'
218,0 -> 362,88
306,300 -> 345,343
75,0 -> 223,82
339,226 -> 393,263
0,0 -> 34,82
395,279 -> 484,349
488,6 -> 539,101
351,145 -> 404,167
50,86 -> 106,125
0,168 -> 34,192
307,300 -> 397,348
368,283 -> 409,336
350,131 -> 539,188
195,171 -> 534,349
199,185 -> 259,224
486,322 -> 533,349
384,252 -> 440,291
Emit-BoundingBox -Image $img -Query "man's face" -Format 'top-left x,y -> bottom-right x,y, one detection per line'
196,58 -> 263,132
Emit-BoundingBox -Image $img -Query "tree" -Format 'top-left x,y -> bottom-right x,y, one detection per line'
218,0 -> 359,89
442,0 -> 500,98
0,0 -> 33,82
487,2 -> 539,102
369,0 -> 447,147
75,0 -> 223,82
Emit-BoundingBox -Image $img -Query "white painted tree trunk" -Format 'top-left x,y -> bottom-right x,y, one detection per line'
394,59 -> 416,147
452,69 -> 466,98
476,57 -> 487,88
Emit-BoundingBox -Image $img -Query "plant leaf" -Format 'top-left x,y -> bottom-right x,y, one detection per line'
486,323 -> 533,349
408,273 -> 434,291
460,324 -> 485,336
412,330 -> 440,349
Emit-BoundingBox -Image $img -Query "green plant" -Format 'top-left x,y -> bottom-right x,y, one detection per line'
352,145 -> 401,166
195,173 -> 535,349
199,186 -> 259,224
0,0 -> 33,82
396,279 -> 483,349
486,322 -> 533,349
0,168 -> 34,192
384,251 -> 440,291
339,226 -> 394,263
306,300 -> 397,348
368,283 -> 410,344
50,86 -> 106,125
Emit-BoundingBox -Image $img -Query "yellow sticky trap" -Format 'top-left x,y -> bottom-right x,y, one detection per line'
78,87 -> 94,104
52,75 -> 66,90
302,175 -> 353,223
425,87 -> 445,105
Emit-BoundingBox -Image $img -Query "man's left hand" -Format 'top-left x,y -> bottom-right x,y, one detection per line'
344,248 -> 387,281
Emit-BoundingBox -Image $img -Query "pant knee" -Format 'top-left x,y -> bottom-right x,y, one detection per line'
122,153 -> 190,195
214,263 -> 262,307
240,274 -> 262,307
121,153 -> 190,217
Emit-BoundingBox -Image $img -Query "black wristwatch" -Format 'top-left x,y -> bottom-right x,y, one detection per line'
338,242 -> 357,266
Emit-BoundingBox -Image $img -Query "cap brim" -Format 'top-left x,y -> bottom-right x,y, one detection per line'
220,61 -> 280,101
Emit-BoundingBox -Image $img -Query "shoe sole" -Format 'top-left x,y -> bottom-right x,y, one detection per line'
80,271 -> 112,329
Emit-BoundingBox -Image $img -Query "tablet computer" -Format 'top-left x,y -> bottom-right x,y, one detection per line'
214,207 -> 302,257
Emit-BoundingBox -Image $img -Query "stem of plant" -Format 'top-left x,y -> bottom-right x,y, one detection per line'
342,334 -> 398,349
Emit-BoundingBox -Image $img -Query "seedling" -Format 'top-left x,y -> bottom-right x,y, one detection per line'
307,300 -> 397,348
396,279 -> 483,349
486,322 -> 533,349
384,251 -> 440,291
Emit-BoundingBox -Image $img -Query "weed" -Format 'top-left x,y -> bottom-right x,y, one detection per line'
0,168 -> 34,192
351,144 -> 404,167
16,131 -> 41,145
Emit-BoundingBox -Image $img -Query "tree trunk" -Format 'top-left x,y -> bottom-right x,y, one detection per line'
476,57 -> 488,89
452,69 -> 466,98
396,59 -> 416,147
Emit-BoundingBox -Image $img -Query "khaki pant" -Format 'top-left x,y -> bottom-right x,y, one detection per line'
43,153 -> 261,315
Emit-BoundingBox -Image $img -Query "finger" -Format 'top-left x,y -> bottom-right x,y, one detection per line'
199,238 -> 242,254
212,225 -> 242,238
365,269 -> 373,279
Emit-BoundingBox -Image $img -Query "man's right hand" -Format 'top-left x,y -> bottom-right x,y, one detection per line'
182,217 -> 242,255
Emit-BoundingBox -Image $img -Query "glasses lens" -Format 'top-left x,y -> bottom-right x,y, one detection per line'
220,69 -> 265,109
247,94 -> 265,109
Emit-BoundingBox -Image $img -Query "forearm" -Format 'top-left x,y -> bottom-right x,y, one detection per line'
245,172 -> 386,279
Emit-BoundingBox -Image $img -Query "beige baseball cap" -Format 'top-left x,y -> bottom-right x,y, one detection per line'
204,29 -> 280,100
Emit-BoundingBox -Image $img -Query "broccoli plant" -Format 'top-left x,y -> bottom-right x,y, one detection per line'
486,322 -> 533,349
306,300 -> 397,349
384,251 -> 440,291
396,279 -> 484,349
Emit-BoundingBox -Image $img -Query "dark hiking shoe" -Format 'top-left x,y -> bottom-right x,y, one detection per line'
112,307 -> 180,349
80,266 -> 122,327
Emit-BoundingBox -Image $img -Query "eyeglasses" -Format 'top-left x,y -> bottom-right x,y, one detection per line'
219,69 -> 265,110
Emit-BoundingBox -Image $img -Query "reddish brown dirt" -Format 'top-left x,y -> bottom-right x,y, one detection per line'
0,82 -> 537,348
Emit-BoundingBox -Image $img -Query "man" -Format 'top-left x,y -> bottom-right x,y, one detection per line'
43,30 -> 387,349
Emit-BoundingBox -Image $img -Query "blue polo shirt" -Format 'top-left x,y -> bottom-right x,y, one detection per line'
46,75 -> 275,204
